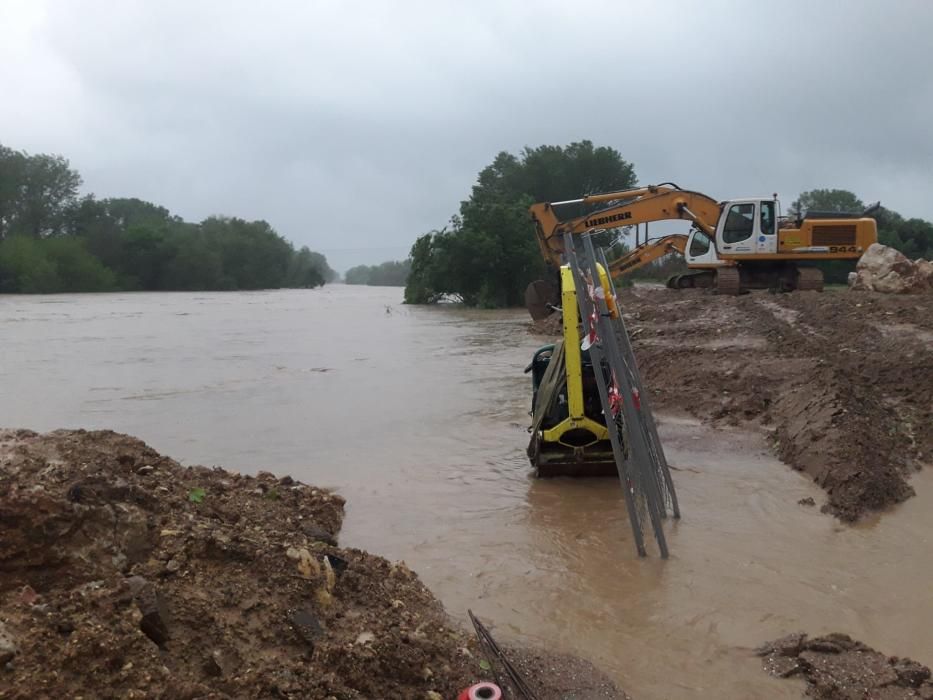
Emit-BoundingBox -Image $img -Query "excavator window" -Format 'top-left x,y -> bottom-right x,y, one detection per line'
722,203 -> 756,243
760,201 -> 775,236
689,231 -> 711,257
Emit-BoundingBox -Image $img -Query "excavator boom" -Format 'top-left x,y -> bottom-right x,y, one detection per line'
529,184 -> 721,267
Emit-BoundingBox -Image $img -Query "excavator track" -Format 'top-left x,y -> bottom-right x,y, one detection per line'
796,267 -> 825,292
715,267 -> 742,295
667,270 -> 715,289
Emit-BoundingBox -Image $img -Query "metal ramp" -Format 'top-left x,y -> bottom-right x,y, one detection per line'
564,233 -> 680,557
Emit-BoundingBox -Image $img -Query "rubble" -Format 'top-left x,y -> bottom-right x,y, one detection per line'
849,243 -> 933,293
759,633 -> 933,699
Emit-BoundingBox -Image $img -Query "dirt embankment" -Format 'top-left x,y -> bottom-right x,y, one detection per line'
532,288 -> 933,521
0,429 -> 624,699
758,633 -> 933,699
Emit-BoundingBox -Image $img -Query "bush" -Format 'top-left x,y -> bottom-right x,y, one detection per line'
0,236 -> 117,293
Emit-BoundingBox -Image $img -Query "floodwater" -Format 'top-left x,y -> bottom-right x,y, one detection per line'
2,285 -> 931,699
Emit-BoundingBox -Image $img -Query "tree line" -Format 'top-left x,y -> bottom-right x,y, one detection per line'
0,143 -> 335,293
403,142 -> 933,304
344,259 -> 411,286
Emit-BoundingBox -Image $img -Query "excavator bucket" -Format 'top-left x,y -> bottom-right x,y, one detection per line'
524,279 -> 559,321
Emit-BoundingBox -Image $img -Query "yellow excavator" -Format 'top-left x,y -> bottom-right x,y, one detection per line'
526,183 -> 879,316
525,183 -> 878,475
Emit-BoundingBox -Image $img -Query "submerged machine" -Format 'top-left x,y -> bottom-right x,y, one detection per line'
525,265 -> 616,476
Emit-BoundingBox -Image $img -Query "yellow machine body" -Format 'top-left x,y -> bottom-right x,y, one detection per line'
529,265 -> 619,477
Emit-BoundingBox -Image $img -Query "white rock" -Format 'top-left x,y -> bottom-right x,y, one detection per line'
0,622 -> 17,664
852,243 -> 931,294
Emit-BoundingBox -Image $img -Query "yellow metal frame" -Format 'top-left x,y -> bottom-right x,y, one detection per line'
540,266 -> 609,447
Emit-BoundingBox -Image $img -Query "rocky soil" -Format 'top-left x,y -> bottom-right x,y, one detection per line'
758,633 -> 933,699
0,429 -> 625,699
532,286 -> 933,521
849,243 -> 933,294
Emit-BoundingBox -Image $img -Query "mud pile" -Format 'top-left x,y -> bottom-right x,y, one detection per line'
0,429 -> 624,699
531,287 -> 933,520
758,633 -> 933,699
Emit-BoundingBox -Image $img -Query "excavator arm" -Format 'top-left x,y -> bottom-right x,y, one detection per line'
607,234 -> 688,278
529,184 -> 722,268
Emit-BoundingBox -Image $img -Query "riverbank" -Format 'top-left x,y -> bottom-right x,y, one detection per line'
532,287 -> 932,521
0,428 -> 625,699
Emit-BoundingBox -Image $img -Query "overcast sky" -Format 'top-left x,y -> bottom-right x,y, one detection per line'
2,1 -> 931,272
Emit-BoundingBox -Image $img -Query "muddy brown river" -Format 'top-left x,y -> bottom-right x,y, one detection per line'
2,286 -> 931,699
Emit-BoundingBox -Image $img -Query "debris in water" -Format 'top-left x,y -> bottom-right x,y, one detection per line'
759,633 -> 933,698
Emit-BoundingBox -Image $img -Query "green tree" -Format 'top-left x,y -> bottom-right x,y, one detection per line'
120,224 -> 178,289
790,189 -> 864,216
0,236 -> 60,292
11,151 -> 82,237
345,259 -> 410,286
344,265 -> 371,285
285,246 -> 329,288
405,141 -> 637,307
161,232 -> 225,290
43,237 -> 118,291
302,249 -> 336,283
405,231 -> 448,303
369,259 -> 410,286
0,145 -> 27,240
201,217 -> 293,289
872,208 -> 933,259
0,236 -> 116,293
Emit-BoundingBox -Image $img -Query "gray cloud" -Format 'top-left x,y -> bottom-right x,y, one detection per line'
2,0 -> 931,271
